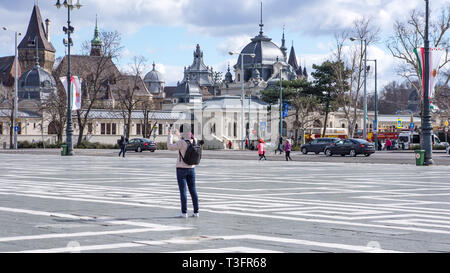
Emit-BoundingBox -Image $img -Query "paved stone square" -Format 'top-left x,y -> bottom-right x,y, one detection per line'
1,153 -> 450,253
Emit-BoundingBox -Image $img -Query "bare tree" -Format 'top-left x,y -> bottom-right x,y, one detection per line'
41,74 -> 67,143
70,30 -> 123,145
117,55 -> 149,140
291,94 -> 321,145
212,71 -> 223,97
331,18 -> 380,137
387,5 -> 450,102
0,84 -> 14,148
141,99 -> 159,139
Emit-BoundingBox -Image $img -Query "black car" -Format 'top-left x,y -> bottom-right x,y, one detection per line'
301,138 -> 340,154
126,138 -> 157,152
324,138 -> 375,157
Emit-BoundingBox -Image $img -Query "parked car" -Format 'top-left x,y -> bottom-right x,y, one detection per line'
301,138 -> 340,154
126,138 -> 157,152
324,138 -> 375,157
447,145 -> 450,155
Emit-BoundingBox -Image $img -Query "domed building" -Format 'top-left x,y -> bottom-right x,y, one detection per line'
144,62 -> 165,97
220,6 -> 299,97
18,56 -> 56,111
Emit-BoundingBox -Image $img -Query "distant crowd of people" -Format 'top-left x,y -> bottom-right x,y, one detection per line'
227,136 -> 294,162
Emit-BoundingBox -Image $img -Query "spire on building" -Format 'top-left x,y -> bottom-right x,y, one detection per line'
259,1 -> 264,36
90,15 -> 103,56
280,25 -> 287,60
288,42 -> 303,78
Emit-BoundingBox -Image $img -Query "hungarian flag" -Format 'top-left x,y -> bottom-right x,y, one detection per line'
60,76 -> 83,111
414,47 -> 444,99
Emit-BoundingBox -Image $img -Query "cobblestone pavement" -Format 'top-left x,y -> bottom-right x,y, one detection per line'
1,153 -> 450,253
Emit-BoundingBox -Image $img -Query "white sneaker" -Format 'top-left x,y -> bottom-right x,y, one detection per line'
191,213 -> 199,218
177,213 -> 188,218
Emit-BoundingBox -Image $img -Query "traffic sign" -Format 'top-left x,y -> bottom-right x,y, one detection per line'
446,127 -> 449,133
397,119 -> 402,129
14,126 -> 19,132
260,121 -> 266,131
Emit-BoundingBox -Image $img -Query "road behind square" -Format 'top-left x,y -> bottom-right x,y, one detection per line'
1,153 -> 450,253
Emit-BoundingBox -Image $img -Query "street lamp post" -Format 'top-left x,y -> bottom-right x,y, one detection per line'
367,59 -> 378,148
56,0 -> 82,156
350,37 -> 368,140
229,51 -> 255,150
280,65 -> 283,139
422,0 -> 433,165
2,27 -> 21,150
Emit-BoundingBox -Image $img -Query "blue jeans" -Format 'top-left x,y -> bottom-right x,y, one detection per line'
119,145 -> 126,157
176,168 -> 199,214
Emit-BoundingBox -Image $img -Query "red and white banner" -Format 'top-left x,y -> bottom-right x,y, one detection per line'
60,76 -> 82,111
414,47 -> 444,99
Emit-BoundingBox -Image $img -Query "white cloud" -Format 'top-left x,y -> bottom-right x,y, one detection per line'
216,35 -> 252,56
157,64 -> 185,86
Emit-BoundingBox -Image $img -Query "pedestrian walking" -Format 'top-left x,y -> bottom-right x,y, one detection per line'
118,136 -> 127,157
245,138 -> 249,150
275,136 -> 283,154
228,140 -> 233,150
168,125 -> 200,218
386,139 -> 392,151
257,139 -> 267,161
284,139 -> 292,161
250,140 -> 255,151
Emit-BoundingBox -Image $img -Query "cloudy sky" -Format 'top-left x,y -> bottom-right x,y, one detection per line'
0,0 -> 449,91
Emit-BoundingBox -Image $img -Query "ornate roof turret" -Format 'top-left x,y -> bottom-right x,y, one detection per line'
182,44 -> 213,87
280,26 -> 287,60
225,63 -> 233,83
144,62 -> 165,94
90,15 -> 103,56
91,15 -> 102,46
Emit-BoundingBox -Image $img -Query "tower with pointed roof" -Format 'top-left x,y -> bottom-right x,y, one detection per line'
18,4 -> 55,74
280,27 -> 287,61
90,16 -> 103,57
288,43 -> 305,79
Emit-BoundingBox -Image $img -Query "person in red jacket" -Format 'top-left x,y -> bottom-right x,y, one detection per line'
386,139 -> 392,150
257,139 -> 267,161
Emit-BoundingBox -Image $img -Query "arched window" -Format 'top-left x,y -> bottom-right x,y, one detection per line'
48,121 -> 60,135
313,120 -> 322,128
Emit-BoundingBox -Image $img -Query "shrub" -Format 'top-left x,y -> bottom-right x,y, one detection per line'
409,144 -> 421,150
75,141 -> 118,149
291,145 -> 302,151
408,144 -> 447,150
157,142 -> 167,150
